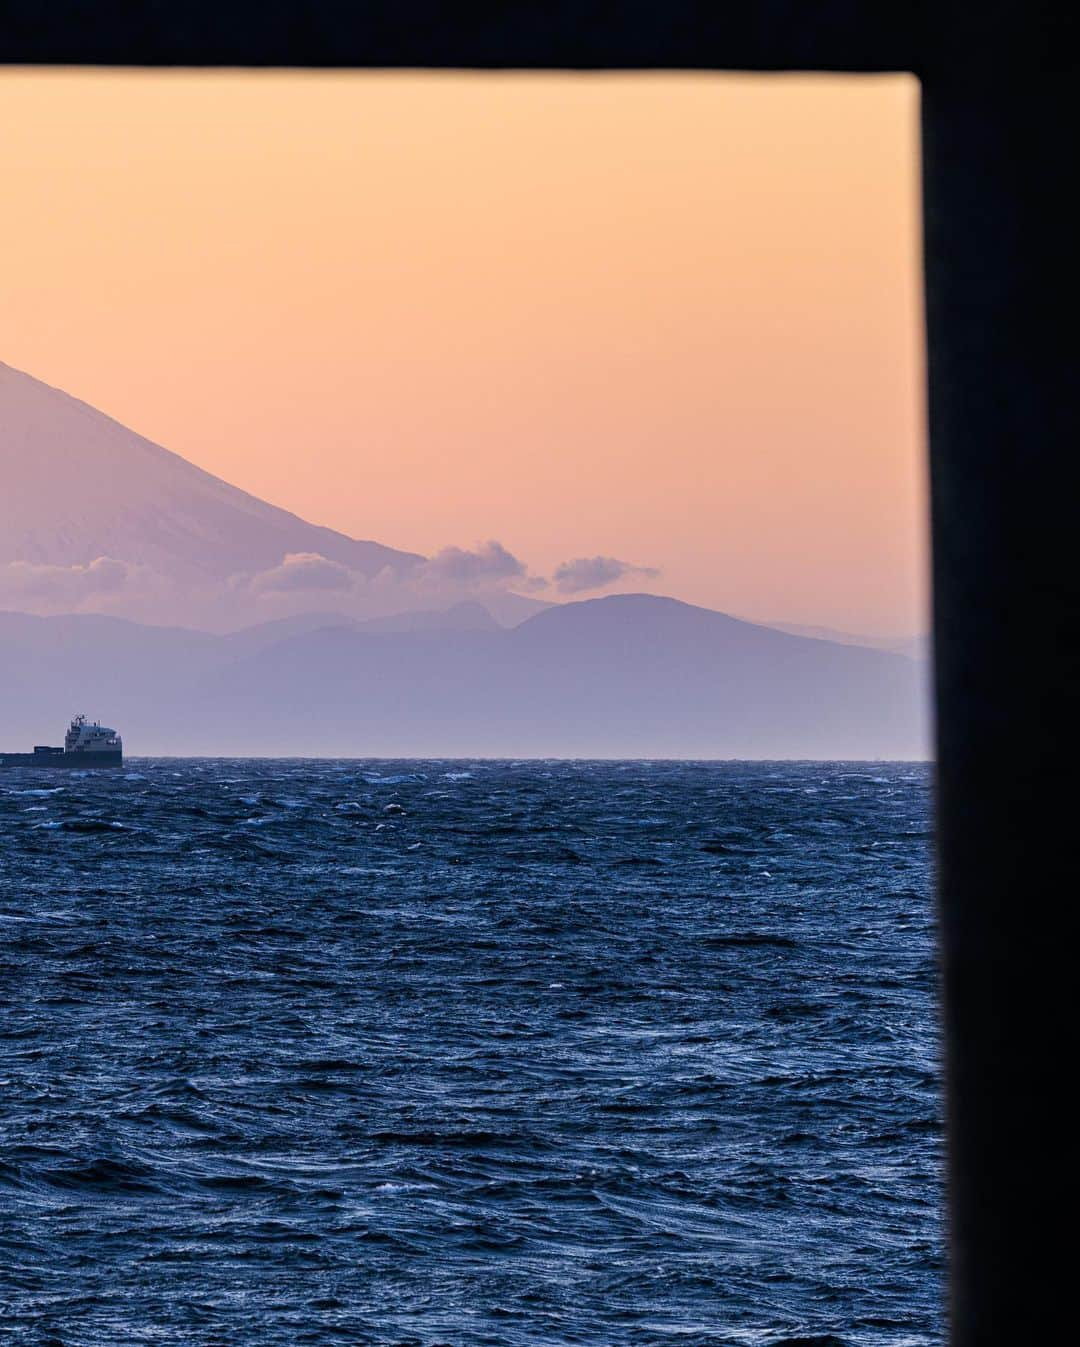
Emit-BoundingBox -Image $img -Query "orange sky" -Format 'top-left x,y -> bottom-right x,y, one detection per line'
0,71 -> 925,636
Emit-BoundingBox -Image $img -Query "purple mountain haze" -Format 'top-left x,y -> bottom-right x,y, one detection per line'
0,599 -> 928,758
1,362 -> 927,756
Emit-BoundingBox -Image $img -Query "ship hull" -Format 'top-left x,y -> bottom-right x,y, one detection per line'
0,751 -> 123,769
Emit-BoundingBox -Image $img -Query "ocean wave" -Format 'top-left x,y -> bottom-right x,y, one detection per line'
0,758 -> 939,1346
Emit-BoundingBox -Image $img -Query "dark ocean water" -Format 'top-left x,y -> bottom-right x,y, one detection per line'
1,760 -> 941,1347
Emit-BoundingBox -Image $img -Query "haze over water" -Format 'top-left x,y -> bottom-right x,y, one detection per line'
2,759 -> 941,1346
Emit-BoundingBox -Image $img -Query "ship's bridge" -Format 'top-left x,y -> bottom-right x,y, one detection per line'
64,715 -> 123,754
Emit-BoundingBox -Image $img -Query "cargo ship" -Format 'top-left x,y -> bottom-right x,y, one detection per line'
0,715 -> 123,769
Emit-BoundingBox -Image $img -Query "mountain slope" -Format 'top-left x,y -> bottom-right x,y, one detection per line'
0,361 -> 422,580
765,619 -> 928,661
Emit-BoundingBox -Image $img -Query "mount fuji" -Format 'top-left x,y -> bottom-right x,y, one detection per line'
0,360 -> 422,585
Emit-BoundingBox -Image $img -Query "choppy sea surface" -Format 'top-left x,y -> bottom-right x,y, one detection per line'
1,760 -> 940,1347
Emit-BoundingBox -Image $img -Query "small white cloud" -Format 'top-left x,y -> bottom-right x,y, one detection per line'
417,540 -> 545,592
552,555 -> 660,594
0,555 -> 140,605
248,553 -> 355,595
422,540 -> 527,586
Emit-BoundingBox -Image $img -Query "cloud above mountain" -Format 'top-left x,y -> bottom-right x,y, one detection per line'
552,555 -> 660,594
246,552 -> 355,595
232,540 -> 547,614
0,538 -> 659,624
420,540 -> 530,587
0,556 -> 148,609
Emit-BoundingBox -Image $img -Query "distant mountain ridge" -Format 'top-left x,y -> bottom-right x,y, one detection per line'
765,619 -> 928,662
0,360 -> 421,581
0,595 -> 928,759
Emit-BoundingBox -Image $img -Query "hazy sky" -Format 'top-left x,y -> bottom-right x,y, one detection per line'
1,71 -> 925,636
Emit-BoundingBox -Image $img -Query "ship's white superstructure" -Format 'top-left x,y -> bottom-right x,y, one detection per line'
64,715 -> 123,755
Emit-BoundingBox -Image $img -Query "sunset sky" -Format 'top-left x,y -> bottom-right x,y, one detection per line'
0,71 -> 924,637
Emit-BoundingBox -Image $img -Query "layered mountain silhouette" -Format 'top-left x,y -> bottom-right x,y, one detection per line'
1,361 -> 927,756
0,596 -> 928,758
0,361 -> 421,582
